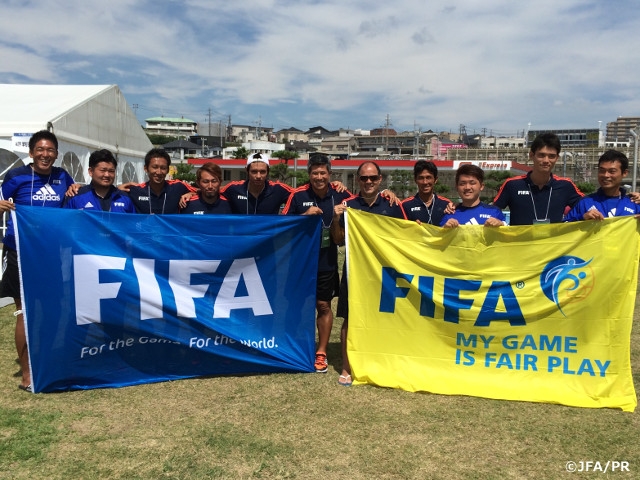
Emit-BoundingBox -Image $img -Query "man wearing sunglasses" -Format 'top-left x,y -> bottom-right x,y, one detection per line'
332,161 -> 406,386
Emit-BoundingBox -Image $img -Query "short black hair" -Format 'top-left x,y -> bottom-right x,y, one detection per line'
413,160 -> 438,180
29,130 -> 58,151
89,149 -> 117,169
598,149 -> 629,172
145,148 -> 171,168
307,152 -> 331,173
530,133 -> 561,155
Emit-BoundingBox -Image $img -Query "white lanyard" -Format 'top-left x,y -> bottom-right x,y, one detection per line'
30,167 -> 52,207
420,195 -> 436,224
246,185 -> 264,214
314,194 -> 334,228
528,184 -> 552,222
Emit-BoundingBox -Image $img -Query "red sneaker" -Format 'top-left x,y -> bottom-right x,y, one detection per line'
314,352 -> 328,373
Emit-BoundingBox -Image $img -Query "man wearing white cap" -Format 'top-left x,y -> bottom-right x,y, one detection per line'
221,153 -> 294,214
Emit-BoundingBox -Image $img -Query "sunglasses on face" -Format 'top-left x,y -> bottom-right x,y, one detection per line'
359,175 -> 380,182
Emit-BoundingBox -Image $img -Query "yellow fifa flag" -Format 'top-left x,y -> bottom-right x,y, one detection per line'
345,209 -> 638,411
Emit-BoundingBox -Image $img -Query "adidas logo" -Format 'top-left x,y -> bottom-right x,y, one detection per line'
32,184 -> 60,202
83,201 -> 95,209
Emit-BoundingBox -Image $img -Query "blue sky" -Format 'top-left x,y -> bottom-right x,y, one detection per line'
2,0 -> 639,135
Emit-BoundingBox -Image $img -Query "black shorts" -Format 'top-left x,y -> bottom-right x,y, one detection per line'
336,271 -> 349,321
316,269 -> 339,302
0,245 -> 20,299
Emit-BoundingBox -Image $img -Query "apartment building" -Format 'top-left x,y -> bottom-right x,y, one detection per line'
606,117 -> 640,143
527,129 -> 599,148
145,116 -> 198,138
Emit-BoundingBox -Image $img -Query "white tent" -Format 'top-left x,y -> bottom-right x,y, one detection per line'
0,84 -> 152,184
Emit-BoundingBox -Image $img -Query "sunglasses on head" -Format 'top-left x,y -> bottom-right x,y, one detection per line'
359,175 -> 380,182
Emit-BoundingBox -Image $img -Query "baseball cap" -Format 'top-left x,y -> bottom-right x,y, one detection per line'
247,152 -> 270,166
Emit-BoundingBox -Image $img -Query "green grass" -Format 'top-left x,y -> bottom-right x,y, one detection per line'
0,408 -> 59,463
0,291 -> 639,479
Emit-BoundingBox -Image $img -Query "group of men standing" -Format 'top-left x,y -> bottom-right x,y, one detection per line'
2,130 -> 637,392
0,136 -> 297,392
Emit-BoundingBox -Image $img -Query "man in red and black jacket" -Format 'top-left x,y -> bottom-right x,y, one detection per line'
283,153 -> 352,373
221,153 -> 293,215
126,148 -> 196,214
493,133 -> 582,225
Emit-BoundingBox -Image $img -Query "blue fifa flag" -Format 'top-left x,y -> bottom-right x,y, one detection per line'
14,206 -> 321,392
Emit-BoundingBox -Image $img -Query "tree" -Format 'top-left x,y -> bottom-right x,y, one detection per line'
269,163 -> 291,183
269,162 -> 308,187
173,163 -> 196,184
271,150 -> 300,163
232,147 -> 250,159
576,182 -> 597,195
434,183 -> 450,196
294,170 -> 309,187
386,169 -> 413,199
483,171 -> 512,199
146,134 -> 179,146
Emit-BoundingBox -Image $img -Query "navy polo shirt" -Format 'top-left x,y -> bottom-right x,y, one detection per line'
341,194 -> 407,226
336,193 -> 407,320
221,180 -> 293,214
493,173 -> 583,225
180,195 -> 232,215
402,194 -> 450,225
127,180 -> 194,214
283,184 -> 352,272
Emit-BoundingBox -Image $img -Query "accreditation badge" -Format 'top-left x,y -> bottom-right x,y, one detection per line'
321,226 -> 331,248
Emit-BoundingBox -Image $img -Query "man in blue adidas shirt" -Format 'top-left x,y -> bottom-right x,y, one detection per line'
0,130 -> 75,392
441,164 -> 506,227
565,150 -> 640,221
64,149 -> 136,213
